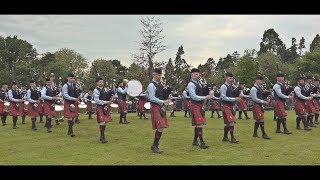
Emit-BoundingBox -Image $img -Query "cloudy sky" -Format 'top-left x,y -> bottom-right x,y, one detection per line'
0,15 -> 319,68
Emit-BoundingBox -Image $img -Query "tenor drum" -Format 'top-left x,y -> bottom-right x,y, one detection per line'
4,101 -> 10,112
110,103 -> 119,108
144,102 -> 151,110
127,80 -> 143,97
78,102 -> 87,109
55,105 -> 64,112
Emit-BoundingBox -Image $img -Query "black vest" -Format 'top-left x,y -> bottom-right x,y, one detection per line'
221,83 -> 234,105
273,82 -> 287,100
190,81 -> 205,97
11,89 -> 20,100
65,83 -> 77,102
87,94 -> 92,100
294,85 -> 307,101
253,85 -> 263,101
117,86 -> 126,100
313,86 -> 320,99
45,86 -> 54,102
152,81 -> 165,100
30,89 -> 39,100
214,91 -> 220,97
96,87 -> 109,101
304,84 -> 314,96
233,87 -> 242,97
0,89 -> 7,101
172,93 -> 178,101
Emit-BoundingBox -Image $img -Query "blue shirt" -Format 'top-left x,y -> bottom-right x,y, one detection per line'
8,89 -> 20,102
187,79 -> 206,101
147,79 -> 164,106
41,86 -> 53,101
182,90 -> 190,99
220,82 -> 236,102
273,82 -> 289,99
27,88 -> 37,103
117,86 -> 128,94
93,87 -> 110,105
250,84 -> 266,104
294,86 -> 309,100
62,82 -> 77,101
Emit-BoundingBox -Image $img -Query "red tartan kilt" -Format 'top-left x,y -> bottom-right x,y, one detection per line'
96,104 -> 111,123
138,100 -> 146,111
306,99 -> 316,113
294,99 -> 307,116
118,100 -> 127,112
43,101 -> 56,116
173,102 -> 177,109
252,102 -> 264,120
191,102 -> 206,126
222,103 -> 236,124
86,101 -> 93,112
64,101 -> 79,118
237,98 -> 247,110
184,100 -> 190,109
27,103 -> 40,116
0,102 -> 5,114
313,99 -> 320,111
9,102 -> 23,116
211,99 -> 219,109
38,101 -> 43,112
150,103 -> 169,130
272,100 -> 287,118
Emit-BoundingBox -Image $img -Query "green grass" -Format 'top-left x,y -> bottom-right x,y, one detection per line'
0,110 -> 320,165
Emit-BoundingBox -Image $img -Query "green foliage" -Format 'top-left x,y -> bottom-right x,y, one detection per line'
164,58 -> 175,86
231,54 -> 257,87
126,63 -> 150,90
310,34 -> 320,52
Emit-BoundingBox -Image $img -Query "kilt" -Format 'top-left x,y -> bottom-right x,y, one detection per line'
27,102 -> 40,117
64,101 -> 79,118
43,101 -> 56,117
313,98 -> 320,112
0,101 -> 5,114
96,104 -> 111,123
252,102 -> 264,121
86,101 -> 93,112
222,103 -> 236,124
9,102 -> 23,116
237,98 -> 247,110
306,99 -> 316,114
172,101 -> 177,110
138,100 -> 146,112
184,99 -> 190,110
294,99 -> 307,117
272,99 -> 287,118
191,102 -> 207,126
150,103 -> 169,130
38,101 -> 44,113
118,100 -> 127,113
211,99 -> 219,110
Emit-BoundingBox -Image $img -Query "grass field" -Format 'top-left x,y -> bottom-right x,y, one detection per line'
0,110 -> 320,165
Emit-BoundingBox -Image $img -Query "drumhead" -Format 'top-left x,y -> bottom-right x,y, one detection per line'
4,101 -> 10,106
126,101 -> 132,105
91,101 -> 95,104
55,105 -> 64,111
127,80 -> 142,97
144,102 -> 151,109
78,104 -> 87,109
24,101 -> 29,105
110,103 -> 119,108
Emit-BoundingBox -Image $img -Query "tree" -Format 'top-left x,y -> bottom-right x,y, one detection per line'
230,54 -> 257,87
258,28 -> 286,57
310,34 -> 320,52
131,16 -> 166,79
164,58 -> 175,87
126,63 -> 149,90
298,37 -> 306,55
111,60 -> 128,79
173,45 -> 191,92
201,58 -> 217,84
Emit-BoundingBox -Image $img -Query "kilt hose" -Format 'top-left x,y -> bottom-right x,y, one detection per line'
191,102 -> 207,126
294,99 -> 307,117
222,103 -> 236,124
118,100 -> 127,113
184,99 -> 190,110
306,99 -> 316,114
43,101 -> 56,117
272,99 -> 287,118
237,98 -> 247,110
252,102 -> 264,122
27,102 -> 41,117
9,102 -> 23,116
313,99 -> 320,112
64,101 -> 79,119
96,104 -> 111,123
150,103 -> 169,130
211,99 -> 219,110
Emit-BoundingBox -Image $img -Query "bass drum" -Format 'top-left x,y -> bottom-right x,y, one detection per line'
144,102 -> 151,110
127,80 -> 143,97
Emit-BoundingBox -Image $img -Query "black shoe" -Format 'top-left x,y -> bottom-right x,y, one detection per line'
304,126 -> 312,131
70,132 -> 75,137
184,115 -> 187,117
246,117 -> 251,120
22,121 -> 26,124
13,125 -> 18,129
55,122 -> 60,125
222,137 -> 229,142
32,126 -> 37,131
124,121 -> 130,124
199,143 -> 209,149
283,129 -> 292,134
144,118 -> 148,120
210,116 -> 214,118
296,126 -> 301,130
230,138 -> 239,143
47,128 -> 52,133
309,123 -> 316,127
253,133 -> 259,138
192,141 -> 199,146
218,116 -> 222,119
262,134 -> 271,139
238,117 -> 242,119
100,137 -> 108,143
151,145 -> 162,153
75,120 -> 80,124
276,129 -> 283,133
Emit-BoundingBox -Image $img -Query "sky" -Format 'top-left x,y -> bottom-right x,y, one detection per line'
1,15 -> 320,68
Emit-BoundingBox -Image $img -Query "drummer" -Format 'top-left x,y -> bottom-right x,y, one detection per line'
117,79 -> 129,124
26,80 -> 41,130
83,88 -> 94,119
8,81 -> 25,129
138,91 -> 148,120
0,82 -> 9,126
